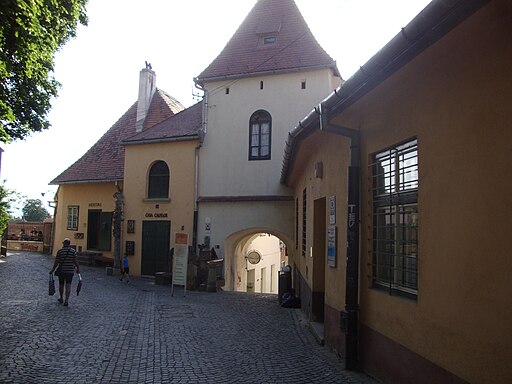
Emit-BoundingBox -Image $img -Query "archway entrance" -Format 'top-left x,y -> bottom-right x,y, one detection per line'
224,228 -> 292,294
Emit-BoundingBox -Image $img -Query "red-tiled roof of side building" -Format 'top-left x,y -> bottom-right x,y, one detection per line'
50,89 -> 184,185
195,0 -> 339,85
123,101 -> 202,145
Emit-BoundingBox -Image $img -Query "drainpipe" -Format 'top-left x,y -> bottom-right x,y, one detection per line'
193,144 -> 201,251
319,103 -> 360,371
192,80 -> 208,253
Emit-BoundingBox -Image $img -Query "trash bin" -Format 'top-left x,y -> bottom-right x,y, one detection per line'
278,267 -> 292,304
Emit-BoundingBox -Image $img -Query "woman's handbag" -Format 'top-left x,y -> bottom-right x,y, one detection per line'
76,273 -> 82,296
49,274 -> 56,296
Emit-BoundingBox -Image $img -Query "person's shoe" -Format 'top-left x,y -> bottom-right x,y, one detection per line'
63,302 -> 68,307
127,280 -> 130,283
119,278 -> 123,282
58,298 -> 63,304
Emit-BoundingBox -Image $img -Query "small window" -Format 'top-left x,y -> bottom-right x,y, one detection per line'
67,206 -> 79,230
301,80 -> 306,90
225,87 -> 230,95
249,110 -> 271,160
148,161 -> 170,199
263,36 -> 277,45
371,139 -> 418,298
260,81 -> 264,90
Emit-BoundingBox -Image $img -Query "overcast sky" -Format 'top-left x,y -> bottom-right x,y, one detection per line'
1,0 -> 431,216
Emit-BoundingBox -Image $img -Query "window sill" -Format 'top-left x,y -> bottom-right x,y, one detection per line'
143,198 -> 171,203
372,284 -> 418,301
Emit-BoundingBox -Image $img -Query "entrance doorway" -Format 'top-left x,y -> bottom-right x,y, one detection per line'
87,210 -> 112,251
141,221 -> 171,276
312,198 -> 326,322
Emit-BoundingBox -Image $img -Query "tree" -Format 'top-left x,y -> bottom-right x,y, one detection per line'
0,182 -> 16,235
22,198 -> 49,221
0,0 -> 88,143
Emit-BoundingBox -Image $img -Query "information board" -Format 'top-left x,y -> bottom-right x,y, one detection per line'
171,233 -> 189,296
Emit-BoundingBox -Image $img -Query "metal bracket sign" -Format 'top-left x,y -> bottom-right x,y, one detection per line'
171,232 -> 189,297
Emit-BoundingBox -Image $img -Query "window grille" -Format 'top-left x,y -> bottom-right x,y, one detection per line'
302,188 -> 307,257
371,139 -> 418,297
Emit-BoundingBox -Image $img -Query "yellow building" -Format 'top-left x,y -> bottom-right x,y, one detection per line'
50,66 -> 192,275
281,0 -> 511,383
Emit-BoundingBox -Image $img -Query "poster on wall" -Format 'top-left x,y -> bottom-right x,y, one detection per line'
329,196 -> 336,224
171,232 -> 189,297
327,225 -> 337,267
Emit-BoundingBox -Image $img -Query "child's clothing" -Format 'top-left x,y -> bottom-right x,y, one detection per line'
120,256 -> 130,282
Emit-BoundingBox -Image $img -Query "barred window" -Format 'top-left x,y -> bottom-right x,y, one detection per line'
67,206 -> 79,231
148,161 -> 170,199
371,139 -> 418,298
302,188 -> 307,257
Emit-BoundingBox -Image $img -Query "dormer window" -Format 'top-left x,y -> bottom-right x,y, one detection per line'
263,35 -> 277,45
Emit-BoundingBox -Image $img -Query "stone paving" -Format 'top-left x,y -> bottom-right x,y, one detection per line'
0,251 -> 378,384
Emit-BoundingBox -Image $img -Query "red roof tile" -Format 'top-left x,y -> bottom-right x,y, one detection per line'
123,101 -> 202,144
195,0 -> 339,84
50,89 -> 183,185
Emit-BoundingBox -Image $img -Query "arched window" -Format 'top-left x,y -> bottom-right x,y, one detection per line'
249,110 -> 271,160
148,161 -> 169,199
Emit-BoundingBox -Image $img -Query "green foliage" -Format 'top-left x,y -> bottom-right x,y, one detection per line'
0,182 -> 16,235
0,0 -> 88,143
22,198 -> 49,221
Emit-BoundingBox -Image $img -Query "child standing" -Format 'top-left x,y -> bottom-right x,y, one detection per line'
119,255 -> 130,283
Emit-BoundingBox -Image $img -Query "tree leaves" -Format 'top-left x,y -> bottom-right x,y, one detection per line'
0,0 -> 88,143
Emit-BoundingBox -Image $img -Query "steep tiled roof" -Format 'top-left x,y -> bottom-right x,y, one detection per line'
195,0 -> 339,84
123,101 -> 202,144
50,89 -> 184,185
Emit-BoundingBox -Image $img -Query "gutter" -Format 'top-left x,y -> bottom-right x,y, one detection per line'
194,62 -> 341,87
122,134 -> 199,146
318,105 -> 361,371
280,0 -> 491,371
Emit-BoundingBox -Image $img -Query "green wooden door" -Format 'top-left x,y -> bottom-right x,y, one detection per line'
141,221 -> 171,276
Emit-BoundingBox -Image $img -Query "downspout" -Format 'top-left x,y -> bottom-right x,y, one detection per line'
193,144 -> 201,252
192,79 -> 208,253
319,103 -> 361,371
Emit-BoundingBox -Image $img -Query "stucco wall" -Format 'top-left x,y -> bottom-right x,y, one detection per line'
123,140 -> 198,276
328,1 -> 512,382
53,183 -> 119,257
198,69 -> 341,285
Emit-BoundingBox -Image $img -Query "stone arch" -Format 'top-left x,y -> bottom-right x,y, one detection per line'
224,227 -> 293,292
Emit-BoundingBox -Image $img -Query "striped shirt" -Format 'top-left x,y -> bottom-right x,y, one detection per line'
56,247 -> 78,273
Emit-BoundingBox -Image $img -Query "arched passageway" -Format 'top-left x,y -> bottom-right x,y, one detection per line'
224,228 -> 292,293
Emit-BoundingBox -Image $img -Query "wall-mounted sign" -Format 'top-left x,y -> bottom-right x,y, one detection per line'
127,220 -> 135,234
329,196 -> 336,225
125,240 -> 135,255
73,233 -> 84,239
327,225 -> 337,267
246,251 -> 261,265
205,217 -> 211,234
145,212 -> 168,218
89,202 -> 102,207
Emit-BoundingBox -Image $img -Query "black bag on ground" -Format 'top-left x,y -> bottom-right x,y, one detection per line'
49,274 -> 56,296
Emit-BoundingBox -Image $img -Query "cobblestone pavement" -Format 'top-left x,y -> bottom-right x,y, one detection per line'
0,251 -> 378,384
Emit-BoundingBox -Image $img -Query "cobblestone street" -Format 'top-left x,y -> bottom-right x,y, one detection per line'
0,252 -> 377,383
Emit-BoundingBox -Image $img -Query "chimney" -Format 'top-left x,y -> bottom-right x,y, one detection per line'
136,64 -> 156,132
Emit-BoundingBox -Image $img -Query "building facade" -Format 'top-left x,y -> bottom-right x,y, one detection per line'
194,0 -> 342,290
281,0 -> 511,383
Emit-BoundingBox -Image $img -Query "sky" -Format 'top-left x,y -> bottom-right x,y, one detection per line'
1,0 -> 431,216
